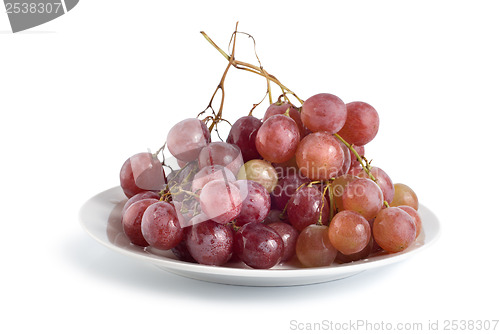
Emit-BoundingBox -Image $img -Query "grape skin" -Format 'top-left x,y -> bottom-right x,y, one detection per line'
167,118 -> 211,162
296,225 -> 337,268
120,152 -> 165,198
255,114 -> 300,163
199,179 -> 242,225
349,166 -> 395,204
300,93 -> 347,133
237,159 -> 278,193
390,183 -> 419,210
267,222 -> 299,262
185,220 -> 234,266
287,186 -> 330,231
234,180 -> 271,226
198,142 -> 244,176
234,222 -> 284,269
121,198 -> 158,247
342,178 -> 384,220
373,207 -> 416,253
337,101 -> 379,146
141,201 -> 183,250
122,191 -> 160,216
296,132 -> 345,181
226,116 -> 262,162
191,165 -> 236,193
263,102 -> 306,137
398,205 -> 422,237
328,210 -> 371,255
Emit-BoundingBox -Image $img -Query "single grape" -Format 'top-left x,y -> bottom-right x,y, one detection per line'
295,132 -> 345,180
185,220 -> 233,266
342,178 -> 384,220
191,165 -> 236,193
121,198 -> 157,247
233,222 -> 284,269
328,210 -> 371,255
141,201 -> 183,250
198,142 -> 244,176
373,207 -> 416,253
122,191 -> 160,215
335,237 -> 374,263
349,166 -> 395,203
390,183 -> 419,210
271,168 -> 310,210
120,152 -> 165,198
237,159 -> 278,193
300,93 -> 347,133
267,222 -> 299,262
263,102 -> 306,137
199,179 -> 242,224
287,186 -> 330,231
226,116 -> 262,162
234,180 -> 271,226
296,225 -> 337,267
255,114 -> 300,163
337,101 -> 380,146
398,205 -> 422,237
329,174 -> 359,212
167,118 -> 211,162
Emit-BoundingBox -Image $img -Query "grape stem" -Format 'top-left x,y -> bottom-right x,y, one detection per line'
333,133 -> 377,183
200,24 -> 304,119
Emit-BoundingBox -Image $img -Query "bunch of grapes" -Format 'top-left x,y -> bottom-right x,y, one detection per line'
118,26 -> 422,269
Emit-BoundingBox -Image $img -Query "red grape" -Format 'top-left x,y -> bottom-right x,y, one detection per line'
167,118 -> 211,162
267,222 -> 299,262
287,186 -> 330,231
328,210 -> 371,255
141,201 -> 183,250
191,165 -> 236,193
199,179 -> 242,224
398,205 -> 422,237
198,142 -> 244,176
120,152 -> 165,198
373,207 -> 416,253
226,116 -> 262,162
300,93 -> 347,133
296,225 -> 337,267
337,101 -> 379,146
296,132 -> 345,180
122,191 -> 160,215
255,114 -> 300,163
121,198 -> 157,247
349,166 -> 395,203
390,183 -> 418,210
342,178 -> 384,220
335,237 -> 374,263
234,180 -> 271,226
263,102 -> 306,137
234,222 -> 284,269
185,220 -> 234,266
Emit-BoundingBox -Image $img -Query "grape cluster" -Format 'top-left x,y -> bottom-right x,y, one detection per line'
118,93 -> 421,269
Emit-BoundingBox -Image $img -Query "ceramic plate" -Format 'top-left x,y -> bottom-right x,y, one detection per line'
79,186 -> 440,286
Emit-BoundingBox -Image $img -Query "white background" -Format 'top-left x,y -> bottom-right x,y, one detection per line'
1,1 -> 499,333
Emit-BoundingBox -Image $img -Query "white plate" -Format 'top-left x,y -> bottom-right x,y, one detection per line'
79,186 -> 441,286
